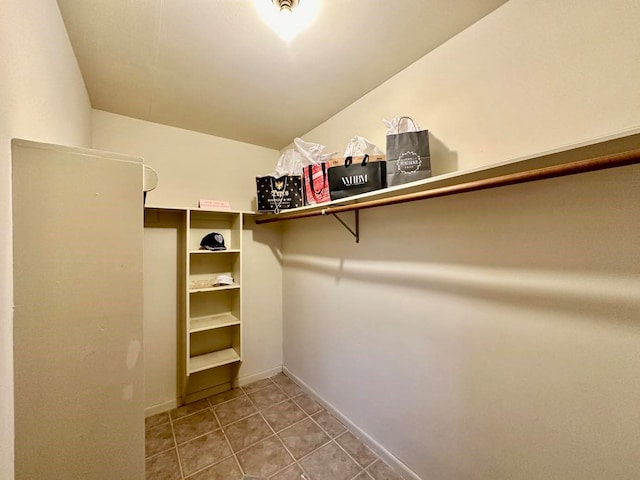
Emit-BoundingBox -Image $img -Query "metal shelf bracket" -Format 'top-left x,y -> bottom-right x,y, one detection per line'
323,209 -> 359,243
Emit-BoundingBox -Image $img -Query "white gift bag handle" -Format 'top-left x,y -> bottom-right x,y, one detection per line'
397,116 -> 420,133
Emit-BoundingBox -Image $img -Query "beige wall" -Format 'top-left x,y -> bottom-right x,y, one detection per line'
92,111 -> 283,412
292,0 -> 640,169
282,1 -> 640,479
142,219 -> 182,411
92,110 -> 279,211
0,1 -> 91,477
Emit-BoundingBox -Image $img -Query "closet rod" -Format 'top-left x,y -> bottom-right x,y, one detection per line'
254,149 -> 640,225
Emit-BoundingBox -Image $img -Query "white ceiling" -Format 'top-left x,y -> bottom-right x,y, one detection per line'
57,0 -> 508,149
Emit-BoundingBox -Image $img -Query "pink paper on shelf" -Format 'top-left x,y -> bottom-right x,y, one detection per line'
199,199 -> 231,210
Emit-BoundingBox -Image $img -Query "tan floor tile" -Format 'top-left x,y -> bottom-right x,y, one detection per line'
262,399 -> 307,432
145,448 -> 181,480
145,411 -> 170,430
242,377 -> 274,394
336,432 -> 378,468
311,410 -> 347,438
184,456 -> 243,480
173,409 -> 219,444
367,459 -> 404,480
142,378 -> 399,480
225,413 -> 273,452
248,384 -> 289,410
170,399 -> 210,420
207,388 -> 245,406
299,442 -> 362,480
292,393 -> 324,415
214,395 -> 258,426
236,435 -> 294,478
145,423 -> 175,458
270,462 -> 304,479
278,418 -> 330,460
270,374 -> 303,397
178,430 -> 233,477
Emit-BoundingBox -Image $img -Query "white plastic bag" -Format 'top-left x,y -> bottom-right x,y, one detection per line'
294,137 -> 335,166
272,149 -> 304,177
383,116 -> 421,135
343,136 -> 384,157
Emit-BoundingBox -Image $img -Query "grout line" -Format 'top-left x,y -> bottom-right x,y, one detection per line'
364,460 -> 380,475
270,376 -> 302,396
243,383 -> 301,476
171,404 -> 222,447
180,453 -> 237,479
348,471 -> 368,480
333,432 -> 376,475
290,392 -> 325,416
246,394 -> 291,415
294,437 -> 334,463
270,380 -> 290,397
225,414 -> 308,457
267,461 -> 300,479
177,400 -> 238,478
168,411 -> 186,479
308,410 -> 347,439
211,395 -> 259,429
211,406 -> 246,478
144,445 -> 177,461
365,458 -> 407,480
169,405 -> 210,423
182,455 -> 239,480
144,412 -> 172,430
171,401 -> 233,478
173,427 -> 223,448
286,385 -> 380,478
241,376 -> 277,396
271,412 -> 312,436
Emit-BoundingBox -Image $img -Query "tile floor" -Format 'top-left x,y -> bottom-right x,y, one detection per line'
145,373 -> 405,480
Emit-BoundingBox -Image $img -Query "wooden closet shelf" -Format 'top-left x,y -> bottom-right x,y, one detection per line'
254,148 -> 640,225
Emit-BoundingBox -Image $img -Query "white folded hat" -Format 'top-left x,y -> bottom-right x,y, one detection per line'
214,274 -> 234,286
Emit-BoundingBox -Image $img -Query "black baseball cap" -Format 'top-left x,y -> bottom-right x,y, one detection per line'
200,232 -> 226,251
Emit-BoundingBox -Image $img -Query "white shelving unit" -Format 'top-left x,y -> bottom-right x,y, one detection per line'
184,208 -> 243,400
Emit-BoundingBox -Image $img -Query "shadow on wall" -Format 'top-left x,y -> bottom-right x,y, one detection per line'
283,164 -> 639,271
244,215 -> 283,264
281,163 -> 640,327
282,254 -> 639,328
430,132 -> 458,176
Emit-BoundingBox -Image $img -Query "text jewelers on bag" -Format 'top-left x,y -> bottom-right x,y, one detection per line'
397,151 -> 422,174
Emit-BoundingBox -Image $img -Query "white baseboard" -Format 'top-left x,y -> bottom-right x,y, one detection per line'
283,367 -> 421,480
236,365 -> 283,387
145,398 -> 179,418
143,366 -> 284,417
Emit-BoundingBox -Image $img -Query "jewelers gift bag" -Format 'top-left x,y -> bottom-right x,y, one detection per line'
385,116 -> 431,187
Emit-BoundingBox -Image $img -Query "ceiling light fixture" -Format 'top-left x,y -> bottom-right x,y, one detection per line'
274,0 -> 299,13
254,0 -> 319,42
